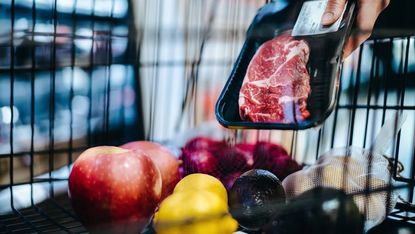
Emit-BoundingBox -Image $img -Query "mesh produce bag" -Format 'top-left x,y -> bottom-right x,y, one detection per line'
282,114 -> 405,230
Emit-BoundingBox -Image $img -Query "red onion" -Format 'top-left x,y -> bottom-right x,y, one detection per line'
180,149 -> 220,177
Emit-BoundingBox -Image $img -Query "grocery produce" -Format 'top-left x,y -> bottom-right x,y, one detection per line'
183,136 -> 226,153
221,171 -> 243,191
68,146 -> 162,233
217,144 -> 254,173
181,149 -> 220,177
254,141 -> 289,161
229,169 -> 286,232
265,187 -> 364,234
253,141 -> 302,179
173,173 -> 228,203
282,148 -> 396,230
180,137 -> 302,192
153,190 -> 237,234
281,115 -> 405,230
120,141 -> 180,199
235,143 -> 255,155
239,32 -> 311,123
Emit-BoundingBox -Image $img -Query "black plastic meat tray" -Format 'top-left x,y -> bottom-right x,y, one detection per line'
215,0 -> 356,130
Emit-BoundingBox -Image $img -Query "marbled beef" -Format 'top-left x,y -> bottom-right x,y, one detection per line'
239,33 -> 311,123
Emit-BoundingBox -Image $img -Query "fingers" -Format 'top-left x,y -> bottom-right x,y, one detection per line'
343,30 -> 370,59
343,0 -> 390,58
321,0 -> 347,26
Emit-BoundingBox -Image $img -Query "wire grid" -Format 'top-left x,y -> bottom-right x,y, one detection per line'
0,0 -> 141,231
0,195 -> 86,234
0,0 -> 142,185
0,0 -> 414,233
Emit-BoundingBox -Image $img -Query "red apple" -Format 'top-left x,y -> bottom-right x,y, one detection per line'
68,146 -> 162,233
120,141 -> 180,200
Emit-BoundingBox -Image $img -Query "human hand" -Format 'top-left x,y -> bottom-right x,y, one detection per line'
321,0 -> 390,58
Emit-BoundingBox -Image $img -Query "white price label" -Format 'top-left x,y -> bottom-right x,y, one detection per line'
292,0 -> 346,37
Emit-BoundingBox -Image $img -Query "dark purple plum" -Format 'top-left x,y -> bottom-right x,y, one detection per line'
229,169 -> 286,232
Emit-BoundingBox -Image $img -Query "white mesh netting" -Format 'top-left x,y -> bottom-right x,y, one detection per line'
282,146 -> 397,230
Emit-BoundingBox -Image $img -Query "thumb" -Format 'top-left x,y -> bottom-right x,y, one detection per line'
321,0 -> 347,26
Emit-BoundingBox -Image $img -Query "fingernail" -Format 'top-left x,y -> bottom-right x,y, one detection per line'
321,12 -> 334,25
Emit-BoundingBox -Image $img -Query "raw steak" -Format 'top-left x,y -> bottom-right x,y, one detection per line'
239,33 -> 311,123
